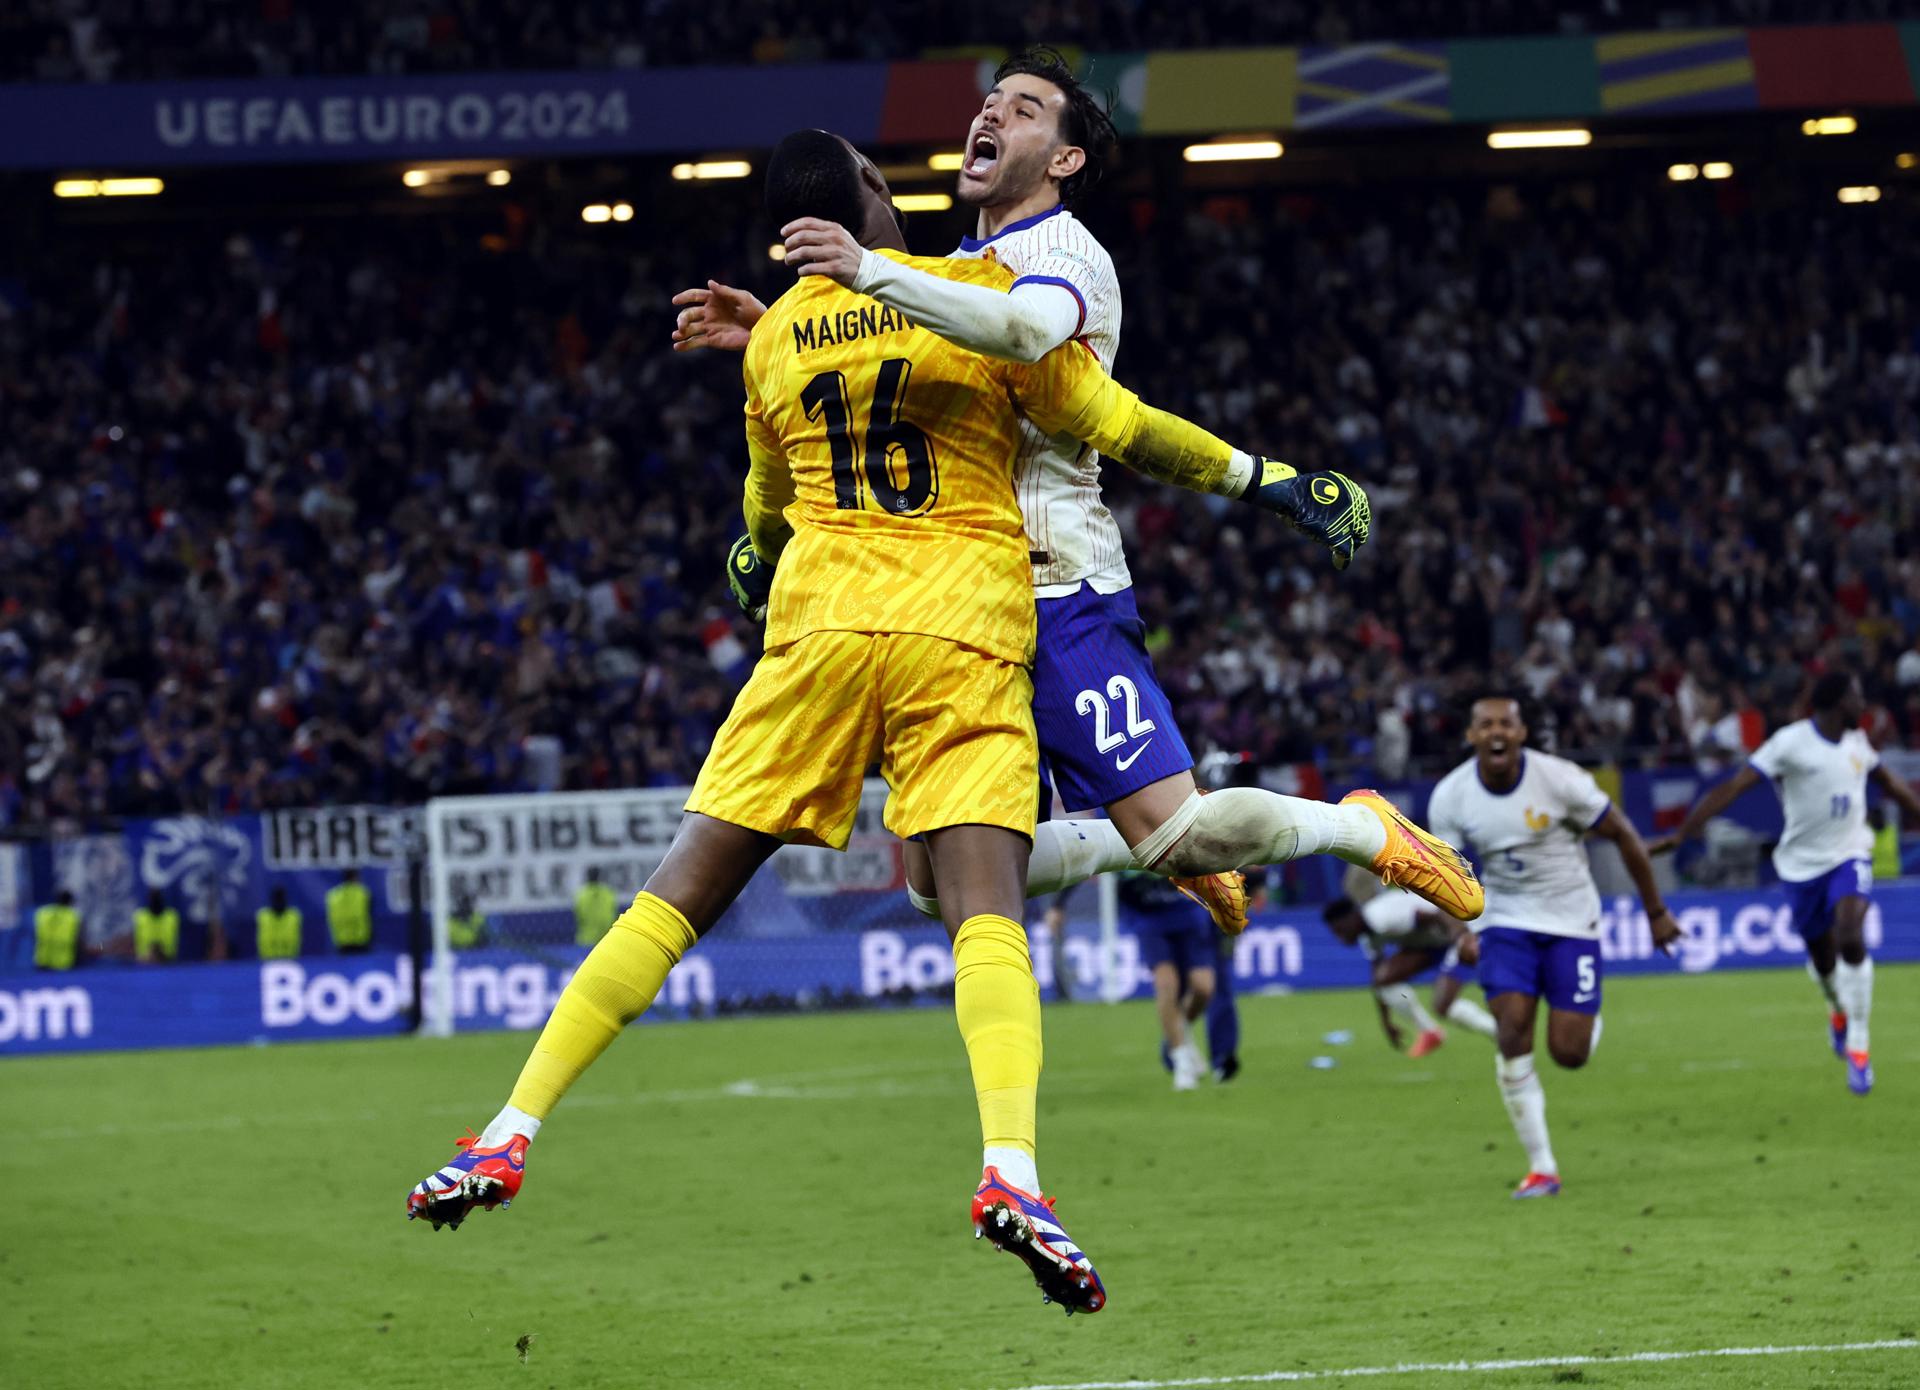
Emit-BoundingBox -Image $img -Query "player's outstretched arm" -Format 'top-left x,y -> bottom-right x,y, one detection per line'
1370,984 -> 1406,1051
671,281 -> 767,353
1589,806 -> 1680,956
1869,764 -> 1920,823
1647,765 -> 1762,856
780,218 -> 1080,364
1013,358 -> 1371,569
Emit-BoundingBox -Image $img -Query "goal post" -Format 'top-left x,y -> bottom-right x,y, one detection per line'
421,787 -> 684,1035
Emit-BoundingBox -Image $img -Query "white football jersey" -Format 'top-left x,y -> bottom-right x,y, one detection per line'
1747,720 -> 1878,882
1356,888 -> 1450,959
1426,750 -> 1613,940
950,205 -> 1127,595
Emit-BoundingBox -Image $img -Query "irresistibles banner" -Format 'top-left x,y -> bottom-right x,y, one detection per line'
1,884 -> 1912,1055
2,23 -> 1919,169
3,763 -> 1911,972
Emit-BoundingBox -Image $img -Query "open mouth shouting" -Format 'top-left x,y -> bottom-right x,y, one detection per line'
962,128 -> 1000,180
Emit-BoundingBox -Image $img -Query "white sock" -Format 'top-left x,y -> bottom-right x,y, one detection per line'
1807,959 -> 1841,1013
1444,995 -> 1499,1038
909,819 -> 1136,919
1588,1014 -> 1604,1057
1834,958 -> 1873,1055
1496,1054 -> 1557,1176
1378,984 -> 1440,1033
1135,788 -> 1387,874
983,1145 -> 1040,1195
478,1104 -> 543,1148
1027,818 -> 1135,896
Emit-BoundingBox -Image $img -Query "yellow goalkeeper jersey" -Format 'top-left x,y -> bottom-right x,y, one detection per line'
742,249 -> 1216,668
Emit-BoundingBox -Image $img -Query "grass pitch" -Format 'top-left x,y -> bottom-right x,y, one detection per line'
7,967 -> 1917,1389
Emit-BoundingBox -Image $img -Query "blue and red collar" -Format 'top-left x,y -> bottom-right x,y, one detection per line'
958,203 -> 1068,253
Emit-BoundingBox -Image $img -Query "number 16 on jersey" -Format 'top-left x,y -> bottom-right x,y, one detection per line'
802,357 -> 940,516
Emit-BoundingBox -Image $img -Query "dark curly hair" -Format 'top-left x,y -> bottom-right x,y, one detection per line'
1810,670 -> 1857,713
991,46 -> 1118,205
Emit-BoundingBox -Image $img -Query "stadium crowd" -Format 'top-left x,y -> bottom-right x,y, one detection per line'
4,170 -> 1919,828
7,0 -> 1913,82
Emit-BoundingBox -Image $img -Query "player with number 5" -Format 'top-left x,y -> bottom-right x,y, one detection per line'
1426,695 -> 1681,1199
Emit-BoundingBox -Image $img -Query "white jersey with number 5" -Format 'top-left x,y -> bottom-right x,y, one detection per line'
1425,750 -> 1613,940
950,205 -> 1125,597
1747,720 -> 1878,883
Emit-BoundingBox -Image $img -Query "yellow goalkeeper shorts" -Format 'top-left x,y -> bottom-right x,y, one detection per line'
686,630 -> 1038,848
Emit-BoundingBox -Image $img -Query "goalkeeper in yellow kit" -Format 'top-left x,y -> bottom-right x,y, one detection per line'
406,130 -> 1364,1314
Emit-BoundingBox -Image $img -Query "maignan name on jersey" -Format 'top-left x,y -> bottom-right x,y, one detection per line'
791,303 -> 917,355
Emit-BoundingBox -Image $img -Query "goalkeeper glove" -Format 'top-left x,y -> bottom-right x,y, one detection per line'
1241,458 -> 1371,571
727,534 -> 774,621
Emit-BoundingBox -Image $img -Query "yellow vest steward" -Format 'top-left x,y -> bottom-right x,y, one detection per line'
257,907 -> 303,960
326,881 -> 373,948
134,908 -> 180,960
574,882 -> 617,945
1872,820 -> 1900,879
35,904 -> 81,970
448,912 -> 486,949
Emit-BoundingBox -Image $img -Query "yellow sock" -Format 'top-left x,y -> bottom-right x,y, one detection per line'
952,913 -> 1042,1158
506,891 -> 697,1120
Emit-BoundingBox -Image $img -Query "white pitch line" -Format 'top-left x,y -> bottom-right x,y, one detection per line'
994,1338 -> 1918,1390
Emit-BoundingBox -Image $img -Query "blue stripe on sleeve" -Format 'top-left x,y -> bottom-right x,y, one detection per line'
1010,274 -> 1087,336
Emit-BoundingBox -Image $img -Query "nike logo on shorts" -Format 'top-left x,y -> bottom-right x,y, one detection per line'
1573,991 -> 1596,1003
1115,739 -> 1154,771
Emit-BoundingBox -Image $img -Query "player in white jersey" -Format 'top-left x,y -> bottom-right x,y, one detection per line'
675,47 -> 1479,935
1656,673 -> 1920,1096
1427,696 -> 1678,1198
1321,868 -> 1497,1058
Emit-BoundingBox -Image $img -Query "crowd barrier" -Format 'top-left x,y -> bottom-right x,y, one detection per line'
3,882 -> 1908,1056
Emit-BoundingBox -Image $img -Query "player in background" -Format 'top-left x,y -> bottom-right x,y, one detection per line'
1038,888 -> 1078,1002
1654,673 -> 1920,1096
1154,926 -> 1242,1082
408,129 -> 1370,1315
1427,696 -> 1680,1198
1121,870 -> 1218,1089
1201,933 -> 1241,1081
676,49 -> 1482,934
1321,867 -> 1496,1058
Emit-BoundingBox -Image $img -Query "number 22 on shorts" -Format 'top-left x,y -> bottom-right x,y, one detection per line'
1076,675 -> 1156,754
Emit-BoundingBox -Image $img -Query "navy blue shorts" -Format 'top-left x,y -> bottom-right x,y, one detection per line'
1782,860 -> 1872,942
1135,911 -> 1214,976
1032,585 -> 1193,811
1478,927 -> 1601,1015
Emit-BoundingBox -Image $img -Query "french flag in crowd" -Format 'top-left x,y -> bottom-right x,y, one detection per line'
1651,778 -> 1698,832
701,616 -> 750,679
1263,762 -> 1327,802
1513,385 -> 1567,430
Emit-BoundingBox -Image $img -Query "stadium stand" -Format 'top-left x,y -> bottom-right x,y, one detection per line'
5,168 -> 1917,830
3,1 -> 1911,81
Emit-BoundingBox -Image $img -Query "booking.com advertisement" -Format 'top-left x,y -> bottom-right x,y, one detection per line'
2,884 -> 1912,1056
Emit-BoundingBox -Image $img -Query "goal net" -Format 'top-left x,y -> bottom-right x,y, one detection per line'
420,782 -> 1126,1035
